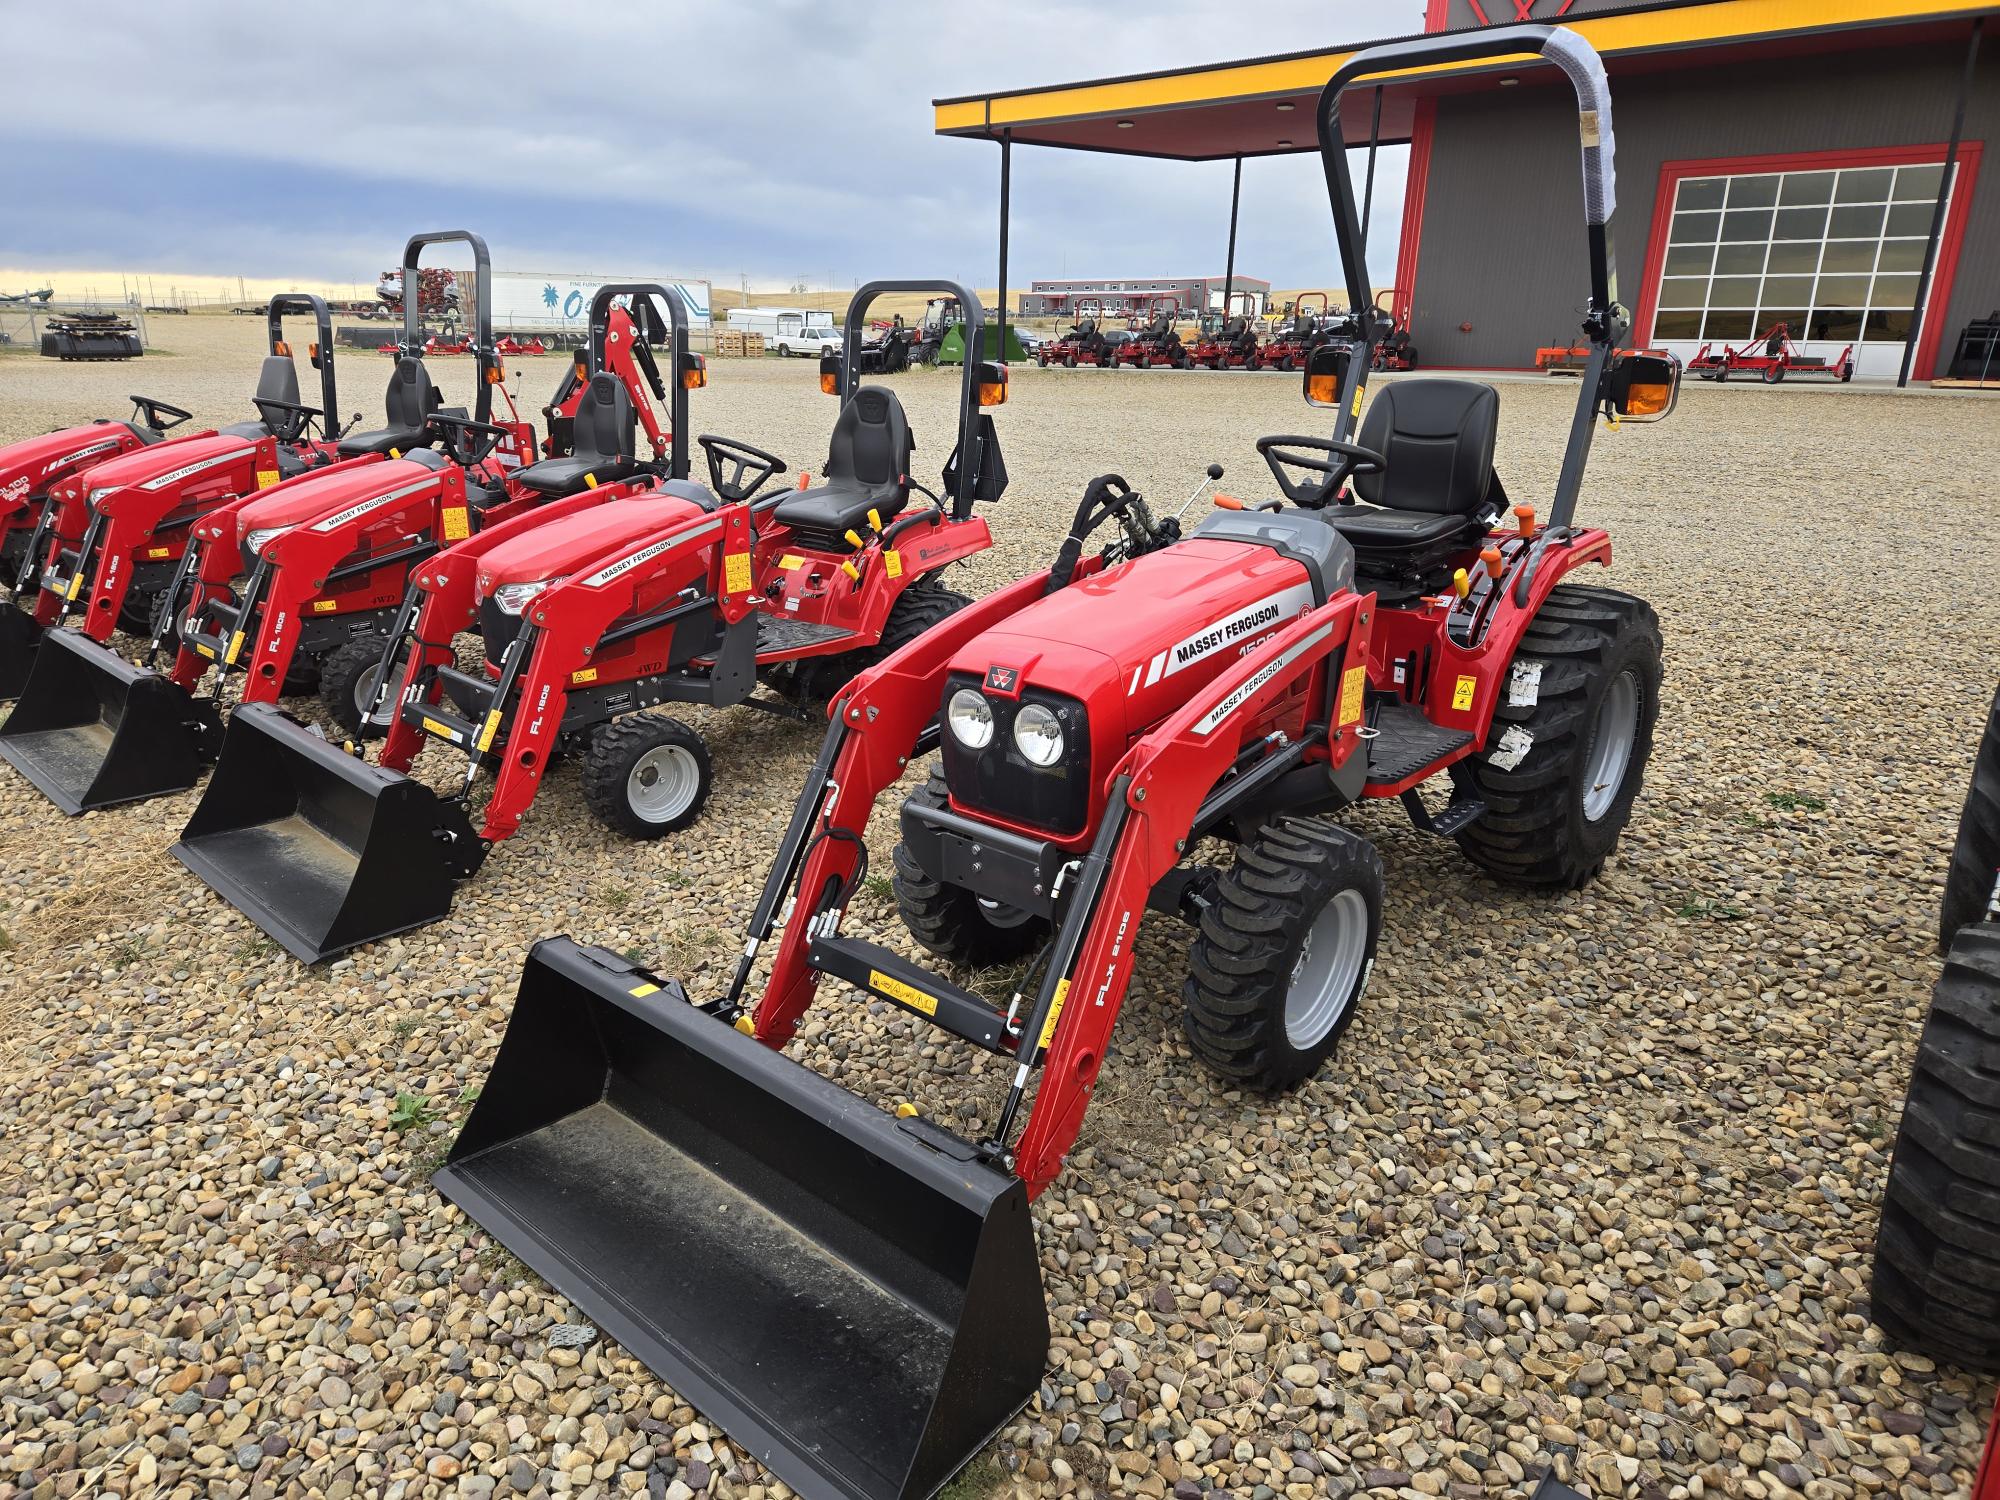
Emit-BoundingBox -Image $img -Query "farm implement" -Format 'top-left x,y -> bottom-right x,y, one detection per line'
0,234 -> 565,815
173,280 -> 1011,962
1689,321 -> 1855,383
431,27 -> 1680,1500
0,293 -> 349,704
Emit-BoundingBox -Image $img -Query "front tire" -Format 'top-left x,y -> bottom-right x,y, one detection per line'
892,774 -> 1050,967
1870,925 -> 2000,1372
1454,585 -> 1662,889
1182,819 -> 1383,1090
1941,684 -> 2000,947
582,714 -> 711,838
321,633 -> 395,739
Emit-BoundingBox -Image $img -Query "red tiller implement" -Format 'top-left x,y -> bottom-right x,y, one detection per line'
175,281 -> 1010,962
435,28 -> 1681,1500
1688,320 -> 1856,383
0,293 -> 347,701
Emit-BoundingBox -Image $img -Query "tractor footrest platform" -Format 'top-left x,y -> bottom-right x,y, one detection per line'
1366,702 -> 1474,786
807,932 -> 1020,1057
755,614 -> 859,656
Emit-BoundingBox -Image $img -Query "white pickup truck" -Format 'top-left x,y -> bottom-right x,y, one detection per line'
771,324 -> 843,359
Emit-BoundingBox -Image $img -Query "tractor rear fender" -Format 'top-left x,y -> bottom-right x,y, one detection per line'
469,505 -> 754,840
750,564 -> 1091,1047
1008,591 -> 1371,1195
773,514 -> 994,644
1375,526 -> 1611,750
374,488 -> 629,773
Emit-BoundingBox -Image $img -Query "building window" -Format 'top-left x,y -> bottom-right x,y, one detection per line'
1649,162 -> 1950,358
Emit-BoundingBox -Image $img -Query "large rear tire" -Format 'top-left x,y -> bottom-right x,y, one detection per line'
1453,585 -> 1662,889
1870,925 -> 2000,1372
1182,819 -> 1383,1090
582,714 -> 711,838
892,773 -> 1050,968
792,579 -> 970,703
1941,684 -> 2000,949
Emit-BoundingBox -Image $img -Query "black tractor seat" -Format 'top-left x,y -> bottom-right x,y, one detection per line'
772,385 -> 914,544
338,356 -> 443,458
1326,379 -> 1502,574
220,355 -> 304,441
513,372 -> 640,497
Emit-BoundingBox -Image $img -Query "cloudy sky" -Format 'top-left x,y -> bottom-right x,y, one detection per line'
0,0 -> 1423,296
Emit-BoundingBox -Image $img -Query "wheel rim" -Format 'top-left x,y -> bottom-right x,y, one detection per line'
627,743 -> 701,824
976,896 -> 1034,930
1284,887 -> 1368,1049
352,661 -> 388,724
1582,670 -> 1640,822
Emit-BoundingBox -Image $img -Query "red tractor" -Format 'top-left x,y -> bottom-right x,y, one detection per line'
1256,291 -> 1330,370
432,26 -> 1682,1500
1036,299 -> 1114,368
1114,297 -> 1188,367
0,395 -> 197,693
173,280 -> 1014,962
0,295 -> 349,699
1688,320 -> 1856,383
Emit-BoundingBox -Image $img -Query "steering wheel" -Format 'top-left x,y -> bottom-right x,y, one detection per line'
130,396 -> 194,433
1256,434 -> 1387,508
251,396 -> 323,444
425,411 -> 513,467
699,433 -> 786,504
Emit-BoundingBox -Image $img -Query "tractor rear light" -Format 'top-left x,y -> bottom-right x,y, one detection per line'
977,361 -> 1008,407
1301,342 -> 1350,407
488,363 -> 506,384
947,688 -> 994,749
490,575 -> 568,616
274,340 -> 291,356
819,351 -> 843,396
680,353 -> 708,390
1605,350 -> 1682,422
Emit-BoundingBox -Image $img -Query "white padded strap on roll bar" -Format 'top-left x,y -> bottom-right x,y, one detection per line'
1542,26 -> 1616,225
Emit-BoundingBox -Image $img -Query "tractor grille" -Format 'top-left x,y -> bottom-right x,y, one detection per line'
479,597 -> 522,669
939,673 -> 1092,838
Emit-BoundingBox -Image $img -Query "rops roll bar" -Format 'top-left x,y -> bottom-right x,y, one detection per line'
263,293 -> 341,437
400,231 -> 497,424
839,281 -> 991,521
585,284 -> 694,481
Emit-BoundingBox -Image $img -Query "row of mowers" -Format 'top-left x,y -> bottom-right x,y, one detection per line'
1036,289 -> 1422,373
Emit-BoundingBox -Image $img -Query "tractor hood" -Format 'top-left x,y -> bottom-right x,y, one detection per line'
79,432 -> 255,504
474,494 -> 712,596
0,421 -> 146,516
951,537 -> 1320,746
231,458 -> 440,543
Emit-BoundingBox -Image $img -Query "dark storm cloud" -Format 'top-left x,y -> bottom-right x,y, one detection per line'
0,0 -> 1421,287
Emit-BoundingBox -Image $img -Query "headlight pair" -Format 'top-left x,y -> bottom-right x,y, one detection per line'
947,687 -> 1065,767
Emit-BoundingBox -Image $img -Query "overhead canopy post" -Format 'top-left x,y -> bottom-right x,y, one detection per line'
997,129 -> 1013,360
1222,156 -> 1242,320
1899,16 -> 1981,388
1361,85 -> 1383,248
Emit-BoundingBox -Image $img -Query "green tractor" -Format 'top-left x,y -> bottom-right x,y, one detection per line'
915,295 -> 1028,365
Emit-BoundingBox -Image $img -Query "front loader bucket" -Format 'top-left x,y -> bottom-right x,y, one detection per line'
436,938 -> 1048,1500
0,604 -> 43,699
0,629 -> 221,813
172,702 -> 479,963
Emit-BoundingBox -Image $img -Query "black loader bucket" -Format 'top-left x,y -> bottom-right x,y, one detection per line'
0,629 -> 222,813
172,702 -> 480,963
435,939 -> 1048,1500
0,604 -> 43,699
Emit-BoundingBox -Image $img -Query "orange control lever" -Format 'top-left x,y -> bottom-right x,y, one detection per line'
1513,504 -> 1536,537
1481,546 -> 1504,580
1212,494 -> 1245,510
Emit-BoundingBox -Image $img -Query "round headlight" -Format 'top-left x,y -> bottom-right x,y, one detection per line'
946,688 -> 993,749
1013,702 -> 1065,766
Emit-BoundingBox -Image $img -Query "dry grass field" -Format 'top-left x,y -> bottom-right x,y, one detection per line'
0,316 -> 1996,1499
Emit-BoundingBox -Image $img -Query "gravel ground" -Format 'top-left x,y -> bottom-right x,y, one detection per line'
1,319 -> 1997,1500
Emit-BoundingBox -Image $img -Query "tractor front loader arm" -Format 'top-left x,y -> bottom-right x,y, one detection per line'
746,565 -> 1079,1046
466,504 -> 756,841
1008,592 -> 1371,1195
161,485 -> 293,686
